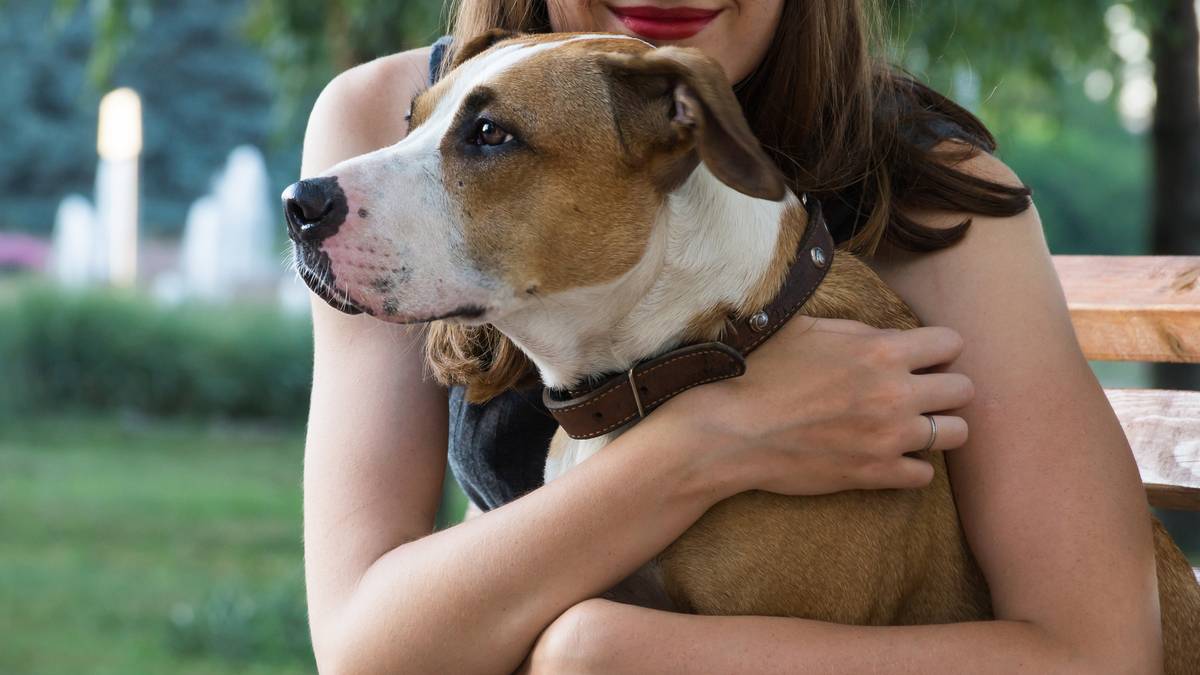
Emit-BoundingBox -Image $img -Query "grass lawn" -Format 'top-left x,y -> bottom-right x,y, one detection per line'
1,411 -> 1194,675
0,413 -> 314,675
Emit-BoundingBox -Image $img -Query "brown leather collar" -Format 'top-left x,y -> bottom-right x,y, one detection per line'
543,196 -> 834,440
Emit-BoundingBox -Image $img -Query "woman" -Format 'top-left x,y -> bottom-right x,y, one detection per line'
300,1 -> 1161,673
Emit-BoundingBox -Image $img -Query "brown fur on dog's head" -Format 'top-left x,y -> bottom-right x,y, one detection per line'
423,37 -> 788,401
447,28 -> 519,73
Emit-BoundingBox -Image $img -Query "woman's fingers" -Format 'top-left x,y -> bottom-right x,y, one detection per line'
695,316 -> 978,496
888,326 -> 965,370
907,414 -> 969,452
912,372 -> 975,413
865,456 -> 935,490
895,456 -> 937,487
865,416 -> 967,491
797,316 -> 883,336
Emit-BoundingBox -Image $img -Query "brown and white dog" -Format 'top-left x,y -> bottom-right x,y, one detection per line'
284,32 -> 1200,670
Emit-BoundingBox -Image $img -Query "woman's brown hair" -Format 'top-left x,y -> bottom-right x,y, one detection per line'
428,0 -> 1033,401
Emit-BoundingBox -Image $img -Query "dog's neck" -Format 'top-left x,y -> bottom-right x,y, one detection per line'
492,166 -> 804,391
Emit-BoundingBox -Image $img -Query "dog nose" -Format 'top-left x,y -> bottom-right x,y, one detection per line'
282,177 -> 347,243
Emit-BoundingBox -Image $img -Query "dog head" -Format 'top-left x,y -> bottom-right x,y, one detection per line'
283,32 -> 786,323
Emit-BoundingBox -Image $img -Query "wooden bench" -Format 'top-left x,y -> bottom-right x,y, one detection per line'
1055,255 -> 1199,581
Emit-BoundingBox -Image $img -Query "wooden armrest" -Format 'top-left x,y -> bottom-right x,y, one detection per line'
1056,256 -> 1200,363
1107,389 -> 1200,510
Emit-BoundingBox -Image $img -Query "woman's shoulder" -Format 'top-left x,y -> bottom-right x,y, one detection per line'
912,141 -> 1025,230
872,145 -> 1040,305
867,142 -> 1034,288
304,46 -> 434,164
320,46 -> 434,122
334,46 -> 434,92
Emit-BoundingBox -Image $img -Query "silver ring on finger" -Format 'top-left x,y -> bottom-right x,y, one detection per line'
920,414 -> 938,452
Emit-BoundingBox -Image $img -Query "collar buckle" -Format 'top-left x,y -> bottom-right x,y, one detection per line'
627,368 -> 647,419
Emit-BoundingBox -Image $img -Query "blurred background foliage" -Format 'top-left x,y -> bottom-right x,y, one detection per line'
9,0 -> 1194,254
1,282 -> 313,421
2,0 -> 280,235
2,0 -> 1198,672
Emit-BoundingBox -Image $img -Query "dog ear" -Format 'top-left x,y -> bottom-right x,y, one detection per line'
448,29 -> 521,71
600,47 -> 786,201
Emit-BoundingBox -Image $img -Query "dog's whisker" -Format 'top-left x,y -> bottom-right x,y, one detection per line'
279,246 -> 299,274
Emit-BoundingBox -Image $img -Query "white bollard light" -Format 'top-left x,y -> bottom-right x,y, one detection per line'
96,87 -> 143,287
51,194 -> 98,287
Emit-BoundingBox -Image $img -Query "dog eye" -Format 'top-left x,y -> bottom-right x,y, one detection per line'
472,118 -> 513,146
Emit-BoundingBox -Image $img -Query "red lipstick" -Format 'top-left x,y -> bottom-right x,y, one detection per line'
608,5 -> 721,41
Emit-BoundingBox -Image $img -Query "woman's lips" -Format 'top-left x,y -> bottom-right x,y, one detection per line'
608,5 -> 721,41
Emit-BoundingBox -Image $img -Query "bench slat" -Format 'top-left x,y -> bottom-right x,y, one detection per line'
1107,389 -> 1200,510
1056,256 -> 1200,364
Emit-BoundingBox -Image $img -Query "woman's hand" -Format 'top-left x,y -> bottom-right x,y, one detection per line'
654,316 -> 974,497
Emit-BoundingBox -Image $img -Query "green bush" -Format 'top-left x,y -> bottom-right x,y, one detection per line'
1,280 -> 313,421
166,575 -> 312,666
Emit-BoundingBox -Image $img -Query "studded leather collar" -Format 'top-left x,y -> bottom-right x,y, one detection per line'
543,196 -> 834,440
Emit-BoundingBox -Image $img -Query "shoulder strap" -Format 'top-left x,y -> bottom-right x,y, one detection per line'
429,35 -> 454,86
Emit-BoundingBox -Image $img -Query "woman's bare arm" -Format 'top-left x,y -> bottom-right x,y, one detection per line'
882,149 -> 1159,671
876,150 -> 1159,668
523,150 -> 1161,674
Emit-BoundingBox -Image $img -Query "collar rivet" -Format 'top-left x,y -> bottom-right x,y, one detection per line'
810,246 -> 828,269
749,310 -> 770,333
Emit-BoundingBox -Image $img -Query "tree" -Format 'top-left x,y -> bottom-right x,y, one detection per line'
1,0 -> 289,233
51,0 -> 446,136
1148,0 -> 1200,389
240,0 -> 445,133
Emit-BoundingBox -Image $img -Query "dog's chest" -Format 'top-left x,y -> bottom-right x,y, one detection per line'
543,428 -> 623,484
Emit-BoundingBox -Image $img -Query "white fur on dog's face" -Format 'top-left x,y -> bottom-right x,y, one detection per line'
305,34 -> 660,324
